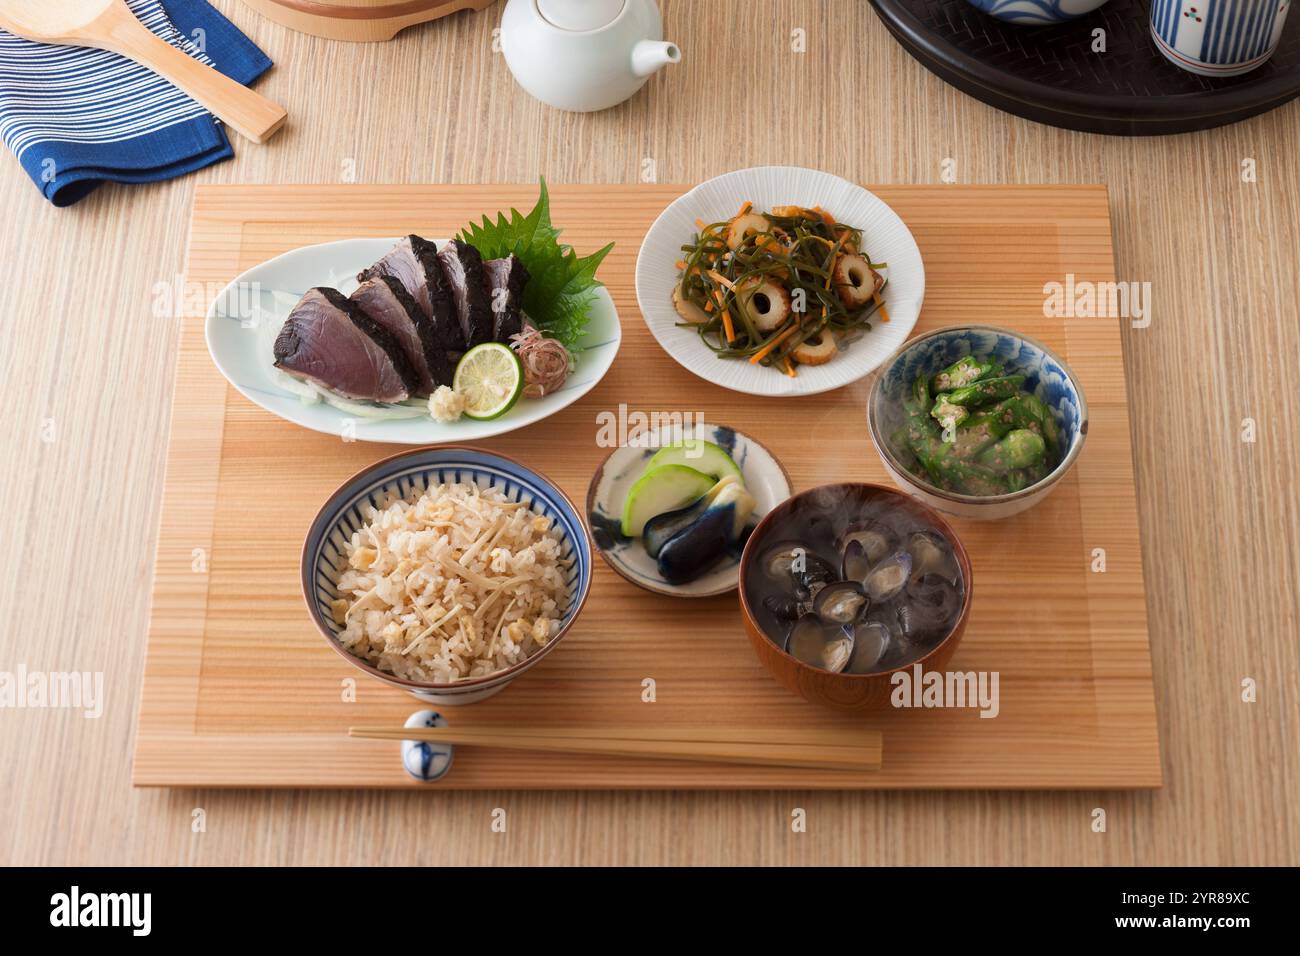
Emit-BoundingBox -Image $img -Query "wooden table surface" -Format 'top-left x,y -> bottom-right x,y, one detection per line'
1,0 -> 1295,866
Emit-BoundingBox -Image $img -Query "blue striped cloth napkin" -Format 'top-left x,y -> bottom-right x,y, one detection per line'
0,0 -> 272,207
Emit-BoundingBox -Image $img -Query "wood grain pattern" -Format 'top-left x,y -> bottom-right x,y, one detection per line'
347,727 -> 885,772
132,182 -> 1160,790
239,0 -> 496,42
1,0 -> 1296,865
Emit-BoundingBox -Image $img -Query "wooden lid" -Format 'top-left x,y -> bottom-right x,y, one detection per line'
239,0 -> 496,42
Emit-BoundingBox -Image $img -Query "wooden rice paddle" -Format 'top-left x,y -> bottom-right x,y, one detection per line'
349,726 -> 883,772
0,0 -> 287,143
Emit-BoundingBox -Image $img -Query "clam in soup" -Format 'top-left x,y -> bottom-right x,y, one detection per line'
745,491 -> 965,674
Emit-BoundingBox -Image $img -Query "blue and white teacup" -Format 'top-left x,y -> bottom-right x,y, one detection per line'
1151,0 -> 1292,76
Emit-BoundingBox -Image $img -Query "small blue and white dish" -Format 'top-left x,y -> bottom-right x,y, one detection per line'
964,0 -> 1111,25
302,446 -> 593,705
400,710 -> 454,782
867,325 -> 1088,521
586,424 -> 791,597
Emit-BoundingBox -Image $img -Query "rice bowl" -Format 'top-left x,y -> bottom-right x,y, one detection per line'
302,445 -> 593,705
331,481 -> 571,684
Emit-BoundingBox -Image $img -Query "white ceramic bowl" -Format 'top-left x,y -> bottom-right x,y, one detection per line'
635,166 -> 924,397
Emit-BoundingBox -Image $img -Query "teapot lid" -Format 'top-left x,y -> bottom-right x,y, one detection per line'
537,0 -> 627,31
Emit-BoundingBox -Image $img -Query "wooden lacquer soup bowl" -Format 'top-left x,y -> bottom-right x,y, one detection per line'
738,483 -> 974,712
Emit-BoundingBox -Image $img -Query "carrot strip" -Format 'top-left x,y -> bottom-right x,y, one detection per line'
709,288 -> 736,344
707,269 -> 736,290
783,358 -> 797,377
874,291 -> 891,322
739,201 -> 753,216
749,322 -> 798,364
675,260 -> 686,271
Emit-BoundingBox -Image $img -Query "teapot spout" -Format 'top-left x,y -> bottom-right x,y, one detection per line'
631,39 -> 681,78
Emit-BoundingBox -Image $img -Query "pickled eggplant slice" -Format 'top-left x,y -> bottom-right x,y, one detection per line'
643,475 -> 750,560
785,615 -> 853,673
651,476 -> 756,585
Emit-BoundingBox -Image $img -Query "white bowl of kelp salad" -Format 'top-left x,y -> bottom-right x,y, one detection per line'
867,326 -> 1088,521
636,166 -> 924,397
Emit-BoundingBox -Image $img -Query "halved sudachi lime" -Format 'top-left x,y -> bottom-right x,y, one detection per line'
453,343 -> 524,421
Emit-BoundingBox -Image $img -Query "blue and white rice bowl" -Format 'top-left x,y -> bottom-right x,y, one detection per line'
964,0 -> 1111,24
867,326 -> 1088,521
302,446 -> 593,705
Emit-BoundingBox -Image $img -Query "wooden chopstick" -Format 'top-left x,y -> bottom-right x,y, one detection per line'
348,725 -> 880,751
353,730 -> 878,771
349,727 -> 882,772
371,724 -> 881,748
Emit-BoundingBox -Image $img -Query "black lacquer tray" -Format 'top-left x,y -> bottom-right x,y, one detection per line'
870,0 -> 1300,134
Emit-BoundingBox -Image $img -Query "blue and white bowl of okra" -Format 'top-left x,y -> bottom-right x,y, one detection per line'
302,446 -> 592,705
867,325 -> 1088,521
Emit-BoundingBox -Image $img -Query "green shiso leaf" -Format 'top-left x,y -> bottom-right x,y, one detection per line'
458,177 -> 614,349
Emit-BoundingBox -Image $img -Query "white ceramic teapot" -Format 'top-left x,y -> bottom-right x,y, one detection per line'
500,0 -> 680,112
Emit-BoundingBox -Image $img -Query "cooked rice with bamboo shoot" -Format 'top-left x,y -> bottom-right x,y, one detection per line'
330,481 -> 571,683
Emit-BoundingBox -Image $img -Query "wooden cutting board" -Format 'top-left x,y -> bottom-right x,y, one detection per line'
133,183 -> 1161,788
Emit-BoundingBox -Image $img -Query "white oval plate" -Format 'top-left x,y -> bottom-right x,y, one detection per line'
205,238 -> 621,444
635,166 -> 924,397
586,423 -> 791,598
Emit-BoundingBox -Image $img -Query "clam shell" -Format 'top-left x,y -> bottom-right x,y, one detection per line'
906,530 -> 959,585
762,541 -> 808,579
845,621 -> 892,674
785,614 -> 853,673
837,524 -> 895,566
863,550 -> 913,602
812,581 -> 868,625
